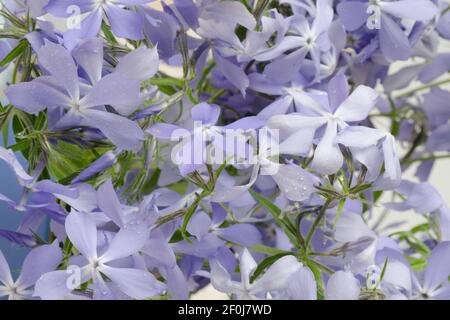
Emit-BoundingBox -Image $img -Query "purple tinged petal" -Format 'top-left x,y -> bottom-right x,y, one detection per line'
115,46 -> 159,81
423,242 -> 450,292
311,120 -> 343,175
173,0 -> 199,29
253,36 -> 301,61
187,211 -> 211,239
0,230 -> 37,247
427,123 -> 450,151
146,123 -> 183,140
201,1 -> 256,30
65,211 -> 98,259
286,266 -> 317,300
0,193 -> 16,208
327,73 -> 349,111
239,249 -> 257,287
163,264 -> 190,300
439,205 -> 450,242
415,159 -> 434,182
351,146 -> 383,181
264,48 -> 308,84
191,102 -> 220,125
336,126 -> 385,148
325,271 -> 360,300
382,260 -> 412,293
25,0 -> 52,17
72,150 -> 118,184
63,9 -> 103,51
379,0 -> 437,21
278,129 -> 315,156
248,73 -> 284,95
179,163 -> 199,177
0,147 -> 33,184
119,0 -> 156,4
437,10 -> 450,39
405,181 -> 443,214
272,164 -> 315,202
380,134 -> 401,189
105,4 -> 144,40
0,250 -> 13,287
379,14 -> 412,61
213,51 -> 249,97
80,73 -> 141,115
33,180 -> 79,198
100,227 -> 148,263
58,183 -> 98,213
432,286 -> 450,299
311,0 -> 334,35
267,114 -> 326,136
334,85 -> 379,122
224,116 -> 265,130
81,109 -> 144,150
335,212 -> 374,242
16,242 -> 62,289
97,179 -> 124,227
336,1 -> 368,31
172,234 -> 224,258
37,41 -> 79,100
99,266 -> 164,299
211,203 -> 227,226
419,54 -> 450,84
90,275 -> 116,300
251,255 -> 301,294
216,224 -> 262,247
142,9 -> 178,59
72,38 -> 104,85
210,166 -> 259,202
142,231 -> 176,267
33,270 -> 73,299
210,259 -> 239,294
45,0 -> 96,16
5,80 -> 71,113
383,64 -> 424,92
258,96 -> 293,120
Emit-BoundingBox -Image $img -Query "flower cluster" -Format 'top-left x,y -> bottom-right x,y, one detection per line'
0,0 -> 450,300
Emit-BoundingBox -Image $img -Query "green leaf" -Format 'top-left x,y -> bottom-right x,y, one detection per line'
1,108 -> 12,147
410,223 -> 430,234
250,252 -> 296,283
149,77 -> 184,88
47,140 -> 108,182
390,230 -> 431,256
378,256 -> 389,286
142,168 -> 161,194
305,259 -> 325,300
408,256 -> 427,271
169,229 -> 184,243
333,197 -> 346,228
0,39 -> 28,68
8,139 -> 30,152
249,189 -> 300,247
250,245 -> 290,255
101,21 -> 117,44
180,193 -> 202,241
168,179 -> 189,195
11,114 -> 30,159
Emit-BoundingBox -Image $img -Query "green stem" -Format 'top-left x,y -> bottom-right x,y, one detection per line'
304,198 -> 333,248
402,154 -> 450,164
395,77 -> 450,99
307,258 -> 334,275
208,88 -> 226,103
